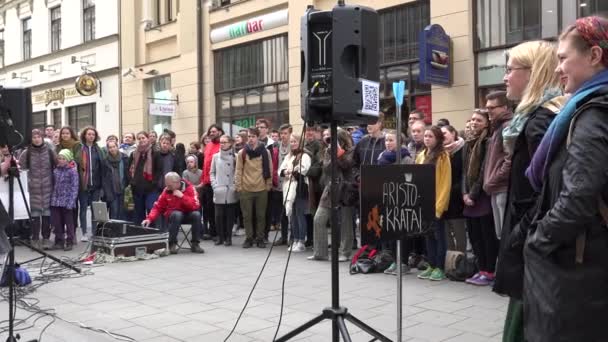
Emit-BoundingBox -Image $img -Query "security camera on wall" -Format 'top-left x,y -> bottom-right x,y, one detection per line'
141,19 -> 153,30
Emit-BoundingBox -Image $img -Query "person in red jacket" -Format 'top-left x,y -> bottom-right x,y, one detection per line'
142,172 -> 204,254
200,124 -> 223,240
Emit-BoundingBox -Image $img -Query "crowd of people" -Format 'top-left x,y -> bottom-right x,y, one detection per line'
1,14 -> 607,342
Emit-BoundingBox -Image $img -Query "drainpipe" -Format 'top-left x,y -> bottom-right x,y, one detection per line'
197,0 -> 205,139
117,0 -> 123,137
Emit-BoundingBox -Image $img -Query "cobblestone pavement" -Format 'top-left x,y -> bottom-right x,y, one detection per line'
0,231 -> 508,342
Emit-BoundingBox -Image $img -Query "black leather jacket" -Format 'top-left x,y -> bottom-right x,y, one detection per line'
523,86 -> 608,342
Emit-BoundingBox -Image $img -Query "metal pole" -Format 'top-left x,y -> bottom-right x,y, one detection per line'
395,102 -> 403,342
330,120 -> 340,342
7,163 -> 16,342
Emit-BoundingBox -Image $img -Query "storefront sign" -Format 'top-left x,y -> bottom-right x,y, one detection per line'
149,103 -> 176,117
33,88 -> 81,106
232,116 -> 255,129
210,9 -> 288,43
419,24 -> 452,86
415,95 -> 432,124
360,164 -> 436,242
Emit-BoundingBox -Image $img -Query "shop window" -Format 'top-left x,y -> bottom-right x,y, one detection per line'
214,36 -> 288,134
68,103 -> 95,132
52,108 -> 62,127
579,0 -> 608,17
478,49 -> 508,87
148,75 -> 173,134
32,111 -> 46,130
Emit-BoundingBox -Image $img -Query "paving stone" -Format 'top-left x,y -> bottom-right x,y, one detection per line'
128,312 -> 191,329
154,320 -> 221,339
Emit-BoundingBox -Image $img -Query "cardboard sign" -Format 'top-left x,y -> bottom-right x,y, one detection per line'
360,164 -> 435,242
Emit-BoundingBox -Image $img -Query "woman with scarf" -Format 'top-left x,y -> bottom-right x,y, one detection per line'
462,109 -> 498,286
491,41 -> 564,342
129,131 -> 163,225
441,125 -> 466,254
103,141 -> 129,220
415,126 -> 451,281
19,129 -> 56,250
522,17 -> 608,342
280,133 -> 311,253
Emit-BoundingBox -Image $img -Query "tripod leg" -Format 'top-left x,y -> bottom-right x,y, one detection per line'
274,313 -> 326,342
336,316 -> 352,342
345,313 -> 393,342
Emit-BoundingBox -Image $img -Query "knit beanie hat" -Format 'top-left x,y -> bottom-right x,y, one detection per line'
58,149 -> 73,162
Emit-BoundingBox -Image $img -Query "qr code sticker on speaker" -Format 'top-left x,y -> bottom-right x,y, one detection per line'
361,80 -> 380,115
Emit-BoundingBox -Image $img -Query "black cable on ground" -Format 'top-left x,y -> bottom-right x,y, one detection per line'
225,123 -> 308,342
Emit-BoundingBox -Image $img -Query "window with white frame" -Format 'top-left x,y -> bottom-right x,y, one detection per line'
51,6 -> 61,52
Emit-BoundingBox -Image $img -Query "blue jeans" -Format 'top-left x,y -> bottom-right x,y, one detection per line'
168,211 -> 201,244
109,194 -> 124,220
134,191 -> 160,226
290,198 -> 308,241
425,219 -> 447,270
78,189 -> 100,235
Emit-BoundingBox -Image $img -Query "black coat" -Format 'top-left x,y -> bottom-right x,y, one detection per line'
493,106 -> 556,299
444,146 -> 464,219
102,153 -> 129,202
128,149 -> 164,194
523,87 -> 608,342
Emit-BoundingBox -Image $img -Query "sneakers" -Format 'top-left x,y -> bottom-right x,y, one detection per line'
201,234 -> 212,241
64,242 -> 73,252
242,239 -> 253,248
232,224 -> 239,236
214,240 -> 223,246
80,235 -> 89,242
338,255 -> 349,262
429,268 -> 446,281
465,273 -> 482,284
293,241 -> 306,253
191,243 -> 205,254
169,243 -> 179,254
307,255 -> 329,261
384,262 -> 412,275
42,239 -> 53,250
417,267 -> 435,279
224,240 -> 232,247
467,272 -> 494,286
257,240 -> 267,248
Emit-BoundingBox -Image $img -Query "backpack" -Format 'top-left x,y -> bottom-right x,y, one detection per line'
445,251 -> 478,282
350,245 -> 377,274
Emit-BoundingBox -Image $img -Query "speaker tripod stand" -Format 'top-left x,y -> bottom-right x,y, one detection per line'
3,154 -> 81,342
275,121 -> 392,342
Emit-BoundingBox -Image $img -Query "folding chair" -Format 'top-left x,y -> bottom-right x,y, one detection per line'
177,225 -> 192,251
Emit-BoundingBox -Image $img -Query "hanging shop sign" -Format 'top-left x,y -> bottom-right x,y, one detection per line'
210,9 -> 288,43
149,103 -> 176,117
419,24 -> 452,86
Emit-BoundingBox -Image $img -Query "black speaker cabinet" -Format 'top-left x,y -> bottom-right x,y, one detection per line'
0,87 -> 32,149
301,4 -> 379,125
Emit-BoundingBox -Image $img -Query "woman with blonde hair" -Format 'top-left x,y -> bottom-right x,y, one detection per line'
493,40 -> 565,342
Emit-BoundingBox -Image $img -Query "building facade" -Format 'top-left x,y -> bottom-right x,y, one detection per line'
120,0 -> 200,144
121,0 -> 607,141
0,0 -> 120,140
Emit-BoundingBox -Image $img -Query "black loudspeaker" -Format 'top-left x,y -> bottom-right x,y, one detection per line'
301,4 -> 379,125
0,88 -> 32,149
331,5 -> 379,124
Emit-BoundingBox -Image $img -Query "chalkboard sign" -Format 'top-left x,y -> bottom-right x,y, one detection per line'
360,164 -> 435,242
